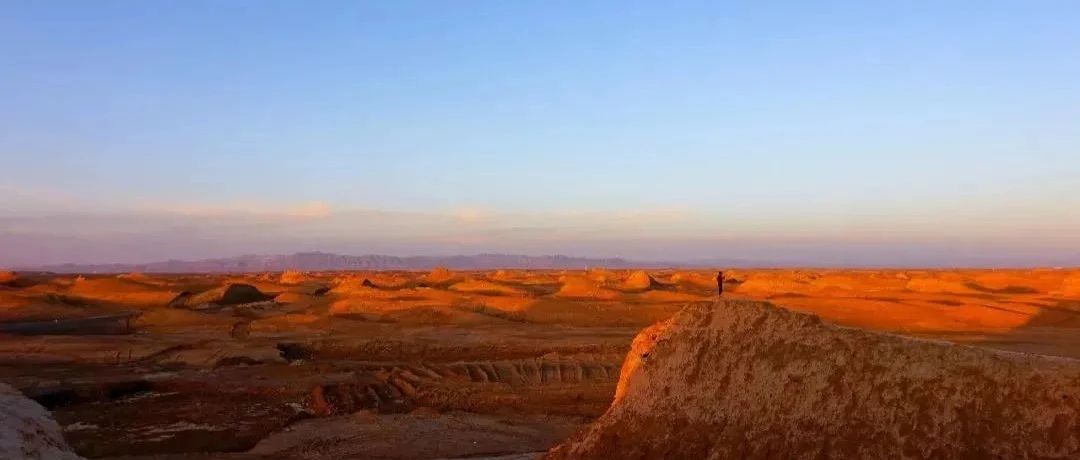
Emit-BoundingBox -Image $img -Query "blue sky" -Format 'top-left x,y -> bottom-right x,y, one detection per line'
2,1 -> 1079,266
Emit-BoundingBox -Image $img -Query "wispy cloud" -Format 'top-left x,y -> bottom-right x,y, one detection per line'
134,200 -> 334,220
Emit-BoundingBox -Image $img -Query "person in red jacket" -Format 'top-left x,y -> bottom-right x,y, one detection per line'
716,271 -> 725,297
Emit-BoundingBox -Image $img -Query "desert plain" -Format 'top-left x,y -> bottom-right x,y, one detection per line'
2,267 -> 1080,459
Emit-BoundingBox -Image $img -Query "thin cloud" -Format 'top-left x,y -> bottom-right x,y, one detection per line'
133,200 -> 334,220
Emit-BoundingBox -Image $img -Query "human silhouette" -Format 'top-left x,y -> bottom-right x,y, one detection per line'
716,271 -> 725,297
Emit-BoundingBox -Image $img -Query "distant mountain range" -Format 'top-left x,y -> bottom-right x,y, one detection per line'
23,252 -> 697,273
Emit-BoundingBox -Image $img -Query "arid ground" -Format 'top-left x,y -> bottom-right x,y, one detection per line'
2,268 -> 1080,459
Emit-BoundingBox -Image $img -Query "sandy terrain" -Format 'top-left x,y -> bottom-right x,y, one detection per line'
1,268 -> 1079,458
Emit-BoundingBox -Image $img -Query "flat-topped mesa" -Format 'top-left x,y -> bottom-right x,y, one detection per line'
547,299 -> 1080,459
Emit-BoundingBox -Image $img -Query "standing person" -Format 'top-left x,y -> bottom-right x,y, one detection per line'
716,271 -> 725,297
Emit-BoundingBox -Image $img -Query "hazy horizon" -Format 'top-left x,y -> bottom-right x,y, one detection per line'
12,247 -> 1080,271
3,1 -> 1079,267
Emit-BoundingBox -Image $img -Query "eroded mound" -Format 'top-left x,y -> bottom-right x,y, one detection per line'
555,276 -> 620,300
1,383 -> 83,459
586,268 -> 615,283
547,300 -> 1080,459
905,275 -> 978,294
449,279 -> 525,296
669,272 -> 714,289
621,270 -> 657,291
170,283 -> 276,308
423,267 -> 458,285
278,270 -> 309,285
116,272 -> 150,281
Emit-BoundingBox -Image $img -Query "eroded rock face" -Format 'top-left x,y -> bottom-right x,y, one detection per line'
547,300 -> 1080,459
0,383 -> 83,460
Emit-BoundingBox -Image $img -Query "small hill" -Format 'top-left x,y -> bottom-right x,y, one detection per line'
585,268 -> 615,283
278,270 -> 309,285
65,277 -> 177,307
669,272 -> 715,289
488,269 -> 523,282
547,300 -> 1080,459
332,277 -> 380,294
423,267 -> 458,285
734,274 -> 811,296
169,283 -> 276,308
448,279 -> 525,296
555,276 -> 620,300
115,272 -> 150,282
621,270 -> 657,291
904,274 -> 978,294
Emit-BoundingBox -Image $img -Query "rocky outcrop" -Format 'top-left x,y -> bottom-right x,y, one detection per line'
278,270 -> 309,285
168,283 -> 276,308
669,272 -> 715,289
423,267 -> 458,285
449,279 -> 525,296
547,300 -> 1080,459
555,276 -> 620,300
621,271 -> 657,291
1,383 -> 83,459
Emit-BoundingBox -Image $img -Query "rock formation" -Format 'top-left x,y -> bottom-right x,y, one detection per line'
586,268 -> 615,283
423,267 -> 458,285
168,283 -> 276,308
555,276 -> 620,300
116,272 -> 150,282
279,270 -> 309,285
621,271 -> 657,291
449,279 -> 525,296
669,272 -> 715,289
547,300 -> 1080,459
0,383 -> 83,459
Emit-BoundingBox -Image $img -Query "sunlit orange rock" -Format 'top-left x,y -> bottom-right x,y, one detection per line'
555,276 -> 620,300
548,300 -> 1080,459
621,271 -> 657,291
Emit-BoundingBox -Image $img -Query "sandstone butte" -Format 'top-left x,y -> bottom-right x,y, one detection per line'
547,299 -> 1080,459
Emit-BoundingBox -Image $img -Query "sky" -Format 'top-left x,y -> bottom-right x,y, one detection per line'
2,1 -> 1079,267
